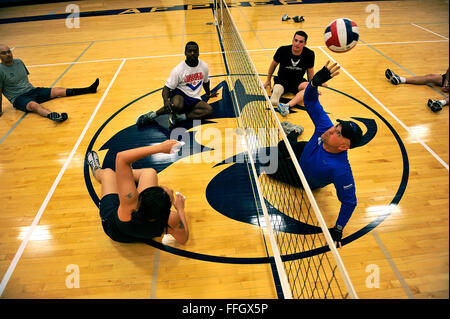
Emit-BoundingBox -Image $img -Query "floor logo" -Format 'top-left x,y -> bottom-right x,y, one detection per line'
84,75 -> 408,264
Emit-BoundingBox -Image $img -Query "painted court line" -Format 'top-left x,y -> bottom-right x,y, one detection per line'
149,250 -> 160,299
411,23 -> 449,40
24,39 -> 448,69
372,231 -> 415,299
0,59 -> 127,297
319,47 -> 449,171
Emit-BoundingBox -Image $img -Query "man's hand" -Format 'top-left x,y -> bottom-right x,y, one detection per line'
173,192 -> 186,212
208,91 -> 219,98
163,99 -> 173,113
264,79 -> 272,91
311,61 -> 340,87
328,225 -> 343,249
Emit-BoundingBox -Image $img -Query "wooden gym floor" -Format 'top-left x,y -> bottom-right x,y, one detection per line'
0,0 -> 448,299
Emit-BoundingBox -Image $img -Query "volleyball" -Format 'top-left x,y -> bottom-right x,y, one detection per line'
324,18 -> 359,53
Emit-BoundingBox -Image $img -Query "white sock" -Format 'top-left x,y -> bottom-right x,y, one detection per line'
399,76 -> 406,83
439,99 -> 447,106
270,84 -> 284,106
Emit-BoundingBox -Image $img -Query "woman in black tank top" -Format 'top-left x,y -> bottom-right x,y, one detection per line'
87,140 -> 189,244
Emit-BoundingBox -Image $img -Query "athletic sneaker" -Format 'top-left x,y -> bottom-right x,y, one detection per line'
281,121 -> 304,135
427,99 -> 443,113
47,112 -> 68,122
385,69 -> 401,85
136,111 -> 157,128
277,103 -> 290,117
87,151 -> 101,176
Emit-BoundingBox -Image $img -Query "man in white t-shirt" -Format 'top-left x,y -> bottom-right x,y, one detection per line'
136,41 -> 217,129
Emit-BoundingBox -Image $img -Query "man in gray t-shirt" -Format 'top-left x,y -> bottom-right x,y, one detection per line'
0,44 -> 99,122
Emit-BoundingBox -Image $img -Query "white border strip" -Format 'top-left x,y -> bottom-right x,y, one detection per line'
221,0 -> 292,299
319,47 -> 449,171
0,59 -> 127,297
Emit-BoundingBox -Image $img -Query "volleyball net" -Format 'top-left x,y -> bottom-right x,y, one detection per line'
213,0 -> 358,299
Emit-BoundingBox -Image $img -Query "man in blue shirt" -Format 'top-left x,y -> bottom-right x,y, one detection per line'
268,61 -> 363,248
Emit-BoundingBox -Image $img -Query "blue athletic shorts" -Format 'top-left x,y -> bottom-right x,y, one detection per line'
171,88 -> 202,112
13,87 -> 52,112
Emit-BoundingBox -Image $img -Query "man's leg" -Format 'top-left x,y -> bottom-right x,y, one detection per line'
87,151 -> 118,197
270,84 -> 284,106
168,96 -> 213,127
286,81 -> 309,107
186,100 -> 213,119
64,78 -> 99,97
405,74 -> 442,85
386,69 -> 442,86
26,101 -> 67,122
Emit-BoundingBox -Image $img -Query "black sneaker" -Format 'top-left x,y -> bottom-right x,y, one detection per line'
293,16 -> 304,23
136,111 -> 156,128
427,99 -> 443,112
87,151 -> 101,176
47,112 -> 68,122
385,69 -> 401,85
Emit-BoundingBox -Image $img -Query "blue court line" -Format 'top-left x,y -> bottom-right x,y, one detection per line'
359,38 -> 447,97
0,41 -> 95,145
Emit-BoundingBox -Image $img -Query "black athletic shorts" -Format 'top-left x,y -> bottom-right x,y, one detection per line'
99,193 -> 122,241
13,87 -> 52,112
273,76 -> 308,94
266,131 -> 307,188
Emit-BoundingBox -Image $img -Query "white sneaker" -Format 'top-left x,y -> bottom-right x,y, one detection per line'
281,121 -> 303,135
277,103 -> 290,116
87,151 -> 101,176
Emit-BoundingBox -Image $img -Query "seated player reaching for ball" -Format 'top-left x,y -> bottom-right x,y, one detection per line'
265,61 -> 363,249
87,140 -> 189,244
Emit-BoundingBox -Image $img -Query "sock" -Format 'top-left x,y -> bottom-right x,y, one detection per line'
66,78 -> 99,96
148,111 -> 157,119
439,99 -> 447,106
399,76 -> 406,84
270,84 -> 284,106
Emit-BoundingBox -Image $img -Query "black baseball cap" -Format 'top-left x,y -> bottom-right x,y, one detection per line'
336,119 -> 363,149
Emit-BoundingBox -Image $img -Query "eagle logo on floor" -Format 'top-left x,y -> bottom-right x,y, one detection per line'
84,76 -> 405,263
